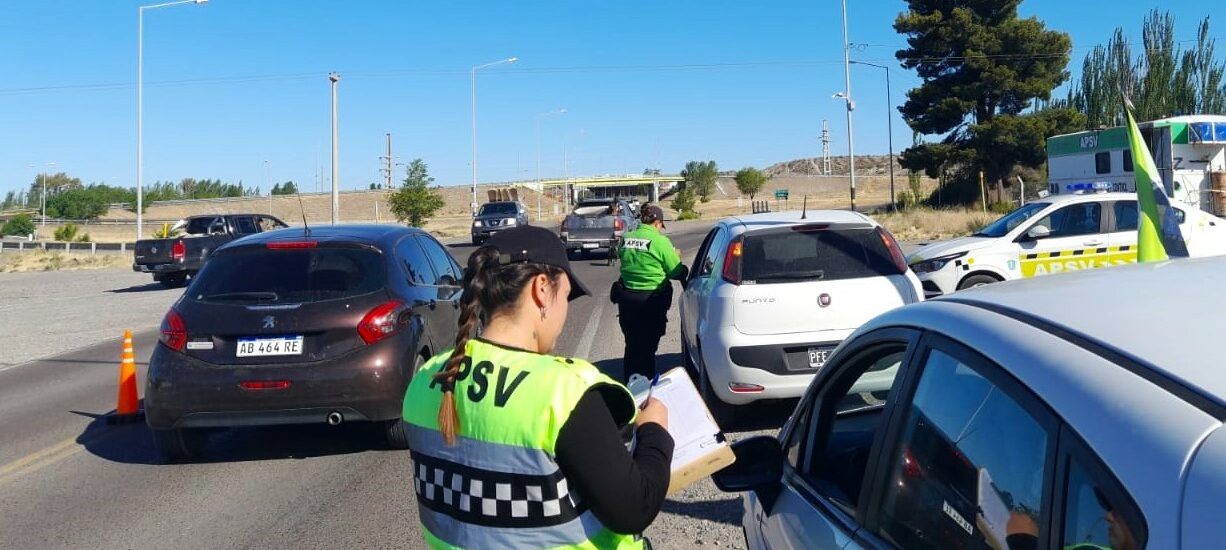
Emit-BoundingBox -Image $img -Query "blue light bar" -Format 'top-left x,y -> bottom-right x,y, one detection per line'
1065,182 -> 1111,193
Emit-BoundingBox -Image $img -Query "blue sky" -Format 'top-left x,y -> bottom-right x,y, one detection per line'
0,1 -> 1221,197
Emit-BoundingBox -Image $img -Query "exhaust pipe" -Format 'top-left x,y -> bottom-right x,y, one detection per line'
326,411 -> 343,426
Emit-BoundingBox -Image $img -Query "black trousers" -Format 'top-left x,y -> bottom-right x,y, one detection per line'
615,284 -> 672,383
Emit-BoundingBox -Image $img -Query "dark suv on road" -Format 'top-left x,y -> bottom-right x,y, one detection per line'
144,225 -> 463,460
471,201 -> 529,245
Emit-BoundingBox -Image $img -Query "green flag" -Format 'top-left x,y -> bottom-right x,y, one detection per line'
1123,105 -> 1188,262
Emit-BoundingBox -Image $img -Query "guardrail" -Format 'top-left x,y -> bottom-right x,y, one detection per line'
0,240 -> 134,255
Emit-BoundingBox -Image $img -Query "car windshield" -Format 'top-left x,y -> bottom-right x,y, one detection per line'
974,202 -> 1049,238
573,202 -> 614,216
182,217 -> 218,235
478,203 -> 517,216
741,227 -> 902,284
191,247 -> 386,303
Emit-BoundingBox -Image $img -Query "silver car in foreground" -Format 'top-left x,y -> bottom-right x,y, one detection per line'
715,256 -> 1226,550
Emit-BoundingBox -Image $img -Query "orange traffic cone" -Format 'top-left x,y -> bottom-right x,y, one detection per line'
107,329 -> 144,424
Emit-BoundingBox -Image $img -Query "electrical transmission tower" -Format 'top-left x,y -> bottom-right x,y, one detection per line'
821,120 -> 832,175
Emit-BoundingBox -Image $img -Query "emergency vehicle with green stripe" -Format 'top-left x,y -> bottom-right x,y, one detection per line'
907,191 -> 1226,298
403,338 -> 645,550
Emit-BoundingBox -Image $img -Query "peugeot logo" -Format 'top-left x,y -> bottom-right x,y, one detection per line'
263,315 -> 276,329
151,246 -> 158,254
818,293 -> 832,308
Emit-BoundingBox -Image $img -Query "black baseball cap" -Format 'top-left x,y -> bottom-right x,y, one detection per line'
640,204 -> 666,228
484,226 -> 591,301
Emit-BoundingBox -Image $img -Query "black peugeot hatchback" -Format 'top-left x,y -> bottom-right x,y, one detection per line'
144,225 -> 462,460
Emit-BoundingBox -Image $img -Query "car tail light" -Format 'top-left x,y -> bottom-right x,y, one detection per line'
877,227 -> 909,273
614,218 -> 625,232
160,309 -> 188,352
791,223 -> 831,232
267,241 -> 318,249
240,380 -> 291,391
721,237 -> 744,285
358,300 -> 404,345
171,240 -> 186,262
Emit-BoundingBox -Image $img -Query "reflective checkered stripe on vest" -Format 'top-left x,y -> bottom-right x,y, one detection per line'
403,339 -> 641,550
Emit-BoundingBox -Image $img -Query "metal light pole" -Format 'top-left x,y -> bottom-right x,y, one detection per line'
264,160 -> 271,215
839,0 -> 857,212
535,108 -> 567,221
138,0 -> 207,241
470,57 -> 518,216
329,72 -> 340,224
850,60 -> 895,211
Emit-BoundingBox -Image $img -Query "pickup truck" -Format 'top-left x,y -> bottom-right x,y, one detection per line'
560,198 -> 639,259
133,214 -> 287,288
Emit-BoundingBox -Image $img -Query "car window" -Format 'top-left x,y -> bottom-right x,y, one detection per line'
395,237 -> 433,285
877,346 -> 1052,550
1122,150 -> 1134,173
208,218 -> 228,235
1095,152 -> 1111,174
799,345 -> 907,511
692,228 -> 724,278
234,217 -> 258,234
192,247 -> 385,303
417,236 -> 460,286
1061,457 -> 1145,550
1112,201 -> 1184,232
185,217 -> 218,235
1032,202 -> 1103,238
741,226 -> 902,284
259,216 -> 286,231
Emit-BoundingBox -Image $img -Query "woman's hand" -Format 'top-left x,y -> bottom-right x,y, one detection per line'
636,397 -> 668,430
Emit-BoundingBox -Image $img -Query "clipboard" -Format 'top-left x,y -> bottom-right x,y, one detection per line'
628,367 -> 737,496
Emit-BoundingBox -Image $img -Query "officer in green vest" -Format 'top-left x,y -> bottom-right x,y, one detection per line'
403,225 -> 674,549
613,204 -> 688,383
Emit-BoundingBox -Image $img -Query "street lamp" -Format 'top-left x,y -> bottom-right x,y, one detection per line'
535,108 -> 567,221
137,0 -> 208,241
27,162 -> 54,229
838,0 -> 857,212
264,160 -> 271,215
850,60 -> 896,211
470,56 -> 518,216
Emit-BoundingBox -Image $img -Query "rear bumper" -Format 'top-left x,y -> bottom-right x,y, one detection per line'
144,336 -> 414,429
562,236 -> 615,250
704,328 -> 854,405
133,262 -> 186,275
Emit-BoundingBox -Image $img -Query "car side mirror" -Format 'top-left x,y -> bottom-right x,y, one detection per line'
712,436 -> 784,510
1026,225 -> 1051,240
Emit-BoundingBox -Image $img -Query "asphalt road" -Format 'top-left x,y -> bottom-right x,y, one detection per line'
0,220 -> 789,549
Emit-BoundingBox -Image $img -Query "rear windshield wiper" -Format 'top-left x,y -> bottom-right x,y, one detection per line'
757,270 -> 826,281
201,291 -> 280,302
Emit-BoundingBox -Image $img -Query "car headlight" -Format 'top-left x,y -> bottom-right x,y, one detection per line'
505,218 -> 517,226
909,251 -> 968,274
473,220 -> 483,228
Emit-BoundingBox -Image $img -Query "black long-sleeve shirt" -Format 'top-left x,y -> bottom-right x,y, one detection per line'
554,389 -> 675,534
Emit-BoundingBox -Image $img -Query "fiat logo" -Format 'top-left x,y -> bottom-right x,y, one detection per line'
818,293 -> 832,308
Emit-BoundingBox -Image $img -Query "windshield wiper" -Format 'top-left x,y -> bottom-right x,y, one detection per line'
759,270 -> 826,281
201,291 -> 279,302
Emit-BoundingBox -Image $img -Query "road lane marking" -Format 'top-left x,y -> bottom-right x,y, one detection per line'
0,437 -> 84,486
574,299 -> 605,360
0,430 -> 120,487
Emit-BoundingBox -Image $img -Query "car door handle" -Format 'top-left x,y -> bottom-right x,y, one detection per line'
1083,239 -> 1104,247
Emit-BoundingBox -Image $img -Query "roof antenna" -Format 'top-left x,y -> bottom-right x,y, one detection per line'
296,191 -> 311,237
801,195 -> 808,220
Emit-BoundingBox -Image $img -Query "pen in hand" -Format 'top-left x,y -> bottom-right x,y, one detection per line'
641,372 -> 660,410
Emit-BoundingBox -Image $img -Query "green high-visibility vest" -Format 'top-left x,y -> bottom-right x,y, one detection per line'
403,338 -> 643,550
618,224 -> 686,291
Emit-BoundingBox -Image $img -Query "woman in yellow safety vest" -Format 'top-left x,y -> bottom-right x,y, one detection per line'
402,225 -> 673,549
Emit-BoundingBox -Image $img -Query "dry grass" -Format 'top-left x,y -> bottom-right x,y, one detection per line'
874,208 -> 999,242
0,251 -> 130,273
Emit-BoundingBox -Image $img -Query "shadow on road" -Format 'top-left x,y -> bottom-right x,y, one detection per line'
107,282 -> 171,294
73,405 -> 399,466
661,497 -> 743,527
593,353 -> 683,384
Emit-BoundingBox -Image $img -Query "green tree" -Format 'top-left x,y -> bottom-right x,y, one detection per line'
895,0 -> 1082,202
681,161 -> 718,203
388,159 -> 444,227
1,214 -> 36,237
1062,11 -> 1226,127
2,191 -> 17,210
733,167 -> 768,200
271,183 -> 282,196
280,181 -> 298,195
670,185 -> 698,219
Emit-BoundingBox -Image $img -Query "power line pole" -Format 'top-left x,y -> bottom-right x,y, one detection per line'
329,72 -> 340,224
379,133 -> 393,189
840,0 -> 857,212
821,120 -> 832,175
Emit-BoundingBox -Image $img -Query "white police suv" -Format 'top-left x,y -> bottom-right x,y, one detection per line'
907,189 -> 1226,298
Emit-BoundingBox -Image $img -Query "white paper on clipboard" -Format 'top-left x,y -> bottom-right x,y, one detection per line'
627,367 -> 735,494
